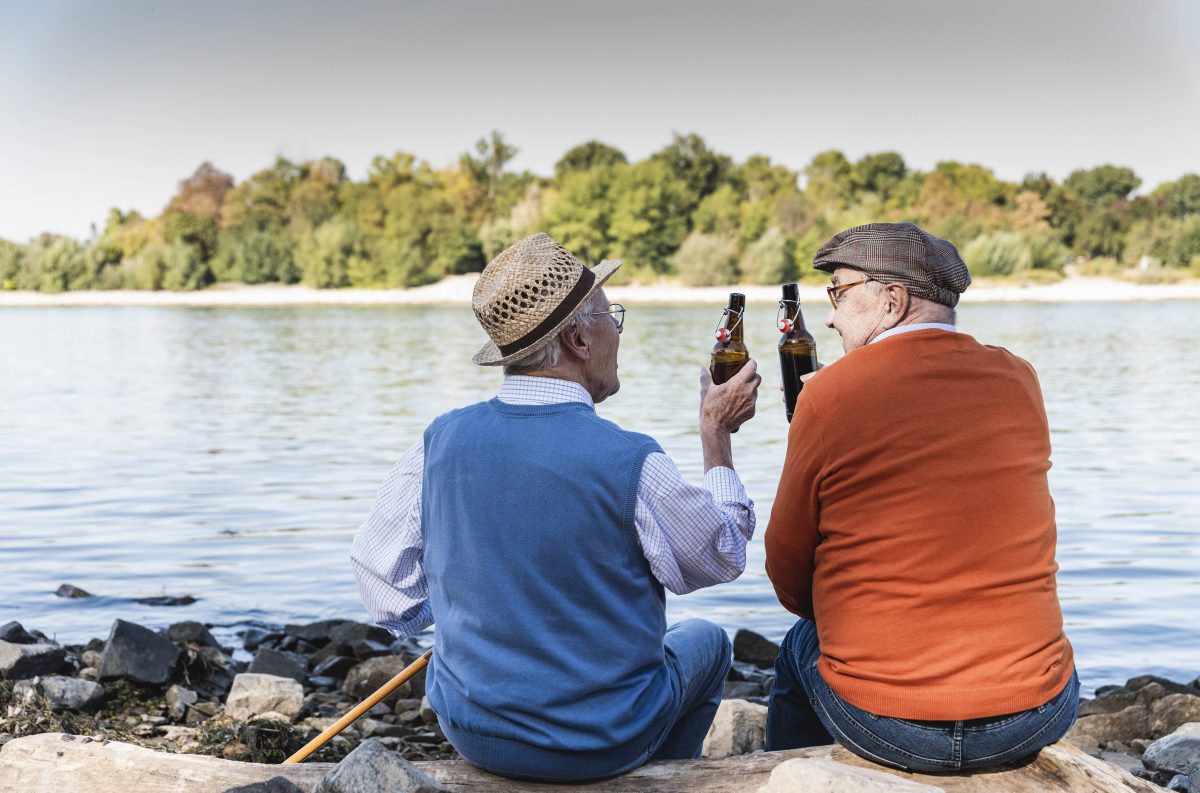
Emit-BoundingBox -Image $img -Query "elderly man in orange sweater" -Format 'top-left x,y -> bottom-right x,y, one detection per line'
763,222 -> 1078,772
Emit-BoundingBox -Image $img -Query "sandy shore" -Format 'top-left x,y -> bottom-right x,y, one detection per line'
2,274 -> 1200,307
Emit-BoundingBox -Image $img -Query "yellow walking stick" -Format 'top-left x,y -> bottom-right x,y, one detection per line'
283,648 -> 433,764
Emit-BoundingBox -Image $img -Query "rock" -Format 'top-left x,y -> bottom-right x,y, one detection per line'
329,622 -> 394,647
703,698 -> 768,759
223,777 -> 307,793
419,696 -> 437,726
757,757 -> 943,791
350,639 -> 395,660
1101,751 -> 1147,775
733,629 -> 779,669
343,656 -> 416,701
240,627 -> 279,652
724,680 -> 765,700
359,718 -> 409,739
134,594 -> 198,606
165,621 -> 220,648
225,673 -> 303,722
81,649 -> 103,668
307,641 -> 354,670
1070,691 -> 1200,747
38,675 -> 106,711
0,641 -> 67,681
55,583 -> 93,598
1126,676 -> 1200,697
307,675 -> 337,690
98,619 -> 182,685
0,621 -> 38,644
0,733 -> 1165,792
284,619 -> 353,646
1143,730 -> 1200,777
78,667 -> 100,682
1167,775 -> 1193,793
312,655 -> 357,679
314,738 -> 447,792
166,684 -> 199,721
248,648 -> 307,684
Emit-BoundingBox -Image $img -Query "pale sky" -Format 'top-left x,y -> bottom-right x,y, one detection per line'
2,0 -> 1198,242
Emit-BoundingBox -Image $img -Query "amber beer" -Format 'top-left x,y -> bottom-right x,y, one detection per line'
710,292 -> 749,385
778,283 -> 818,422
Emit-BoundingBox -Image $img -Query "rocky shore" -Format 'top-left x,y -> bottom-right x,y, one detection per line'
2,616 -> 1198,792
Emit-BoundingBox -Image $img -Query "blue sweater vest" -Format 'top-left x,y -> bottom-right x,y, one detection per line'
422,398 -> 674,772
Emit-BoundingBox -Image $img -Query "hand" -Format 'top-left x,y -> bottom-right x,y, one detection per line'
700,359 -> 761,434
800,361 -> 826,385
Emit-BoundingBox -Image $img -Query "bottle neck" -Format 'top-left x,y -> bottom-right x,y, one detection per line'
723,304 -> 745,342
780,300 -> 809,337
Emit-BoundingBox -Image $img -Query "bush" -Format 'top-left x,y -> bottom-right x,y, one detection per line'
673,233 -> 738,287
296,218 -> 363,288
739,227 -> 795,284
963,232 -> 1067,277
160,241 -> 211,291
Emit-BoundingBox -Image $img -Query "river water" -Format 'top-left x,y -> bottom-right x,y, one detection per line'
1,301 -> 1197,695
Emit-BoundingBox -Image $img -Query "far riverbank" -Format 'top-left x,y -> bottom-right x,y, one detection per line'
3,274 -> 1200,307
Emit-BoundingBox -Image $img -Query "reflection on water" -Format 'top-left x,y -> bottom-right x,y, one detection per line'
1,302 -> 1198,694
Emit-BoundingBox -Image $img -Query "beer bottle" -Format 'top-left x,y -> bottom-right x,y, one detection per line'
710,292 -> 749,385
778,283 -> 818,423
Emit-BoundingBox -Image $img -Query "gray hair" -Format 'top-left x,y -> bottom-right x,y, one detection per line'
504,289 -> 609,375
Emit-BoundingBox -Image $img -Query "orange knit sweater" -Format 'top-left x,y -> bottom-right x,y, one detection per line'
765,329 -> 1074,720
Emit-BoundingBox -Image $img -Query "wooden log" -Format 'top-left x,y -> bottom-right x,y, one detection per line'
0,733 -> 1160,793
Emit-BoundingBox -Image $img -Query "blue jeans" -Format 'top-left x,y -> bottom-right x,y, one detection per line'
442,618 -> 730,781
765,619 -> 1080,773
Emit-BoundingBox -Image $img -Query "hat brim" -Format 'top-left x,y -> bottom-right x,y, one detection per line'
472,258 -> 623,366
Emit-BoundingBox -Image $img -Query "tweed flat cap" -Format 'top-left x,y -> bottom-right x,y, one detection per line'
813,222 -> 971,307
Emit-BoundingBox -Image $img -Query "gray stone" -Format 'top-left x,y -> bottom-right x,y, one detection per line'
1143,732 -> 1200,776
1069,691 -> 1200,746
724,680 -> 765,699
81,649 -> 102,668
0,640 -> 67,680
165,621 -> 220,649
39,676 -> 106,711
342,656 -> 416,701
98,619 -> 182,685
225,673 -> 303,722
314,738 -> 447,792
306,641 -> 353,670
248,648 -> 307,683
1101,751 -> 1146,775
703,698 -> 768,759
0,621 -> 38,644
165,684 -> 199,721
222,776 -> 306,793
419,696 -> 437,726
733,629 -> 779,669
284,619 -> 353,645
55,583 -> 92,598
133,594 -> 197,606
328,622 -> 393,647
312,655 -> 357,679
1168,775 -> 1193,793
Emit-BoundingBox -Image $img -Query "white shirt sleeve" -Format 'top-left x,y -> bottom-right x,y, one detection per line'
634,452 -> 755,595
350,439 -> 432,639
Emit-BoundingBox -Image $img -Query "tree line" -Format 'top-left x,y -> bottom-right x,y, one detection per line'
2,132 -> 1199,292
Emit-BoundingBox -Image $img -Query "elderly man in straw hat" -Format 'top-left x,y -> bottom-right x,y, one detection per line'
764,222 -> 1078,771
352,232 -> 762,781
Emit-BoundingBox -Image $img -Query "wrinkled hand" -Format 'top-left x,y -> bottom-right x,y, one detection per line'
700,359 -> 761,433
800,361 -> 826,385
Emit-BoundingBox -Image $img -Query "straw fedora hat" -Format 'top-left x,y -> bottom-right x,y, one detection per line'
472,232 -> 622,366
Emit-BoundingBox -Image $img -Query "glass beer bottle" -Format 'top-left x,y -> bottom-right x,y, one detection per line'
710,292 -> 749,385
778,283 -> 818,422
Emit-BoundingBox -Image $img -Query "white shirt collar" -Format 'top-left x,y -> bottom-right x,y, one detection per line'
869,323 -> 958,345
498,375 -> 594,407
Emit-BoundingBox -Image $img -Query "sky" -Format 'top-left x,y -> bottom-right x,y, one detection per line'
2,0 -> 1198,242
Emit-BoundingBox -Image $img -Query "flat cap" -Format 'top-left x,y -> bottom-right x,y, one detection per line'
813,222 -> 971,307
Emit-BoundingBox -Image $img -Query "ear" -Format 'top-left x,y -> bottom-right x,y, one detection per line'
559,323 -> 590,363
886,283 -> 910,317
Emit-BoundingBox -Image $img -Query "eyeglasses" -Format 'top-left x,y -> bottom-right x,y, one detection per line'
826,277 -> 876,309
591,303 -> 625,332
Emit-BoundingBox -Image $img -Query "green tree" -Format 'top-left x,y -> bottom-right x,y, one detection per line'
212,229 -> 297,283
739,227 -> 795,284
461,130 -> 518,207
650,132 -> 729,210
297,218 -> 365,288
544,164 -> 623,265
853,152 -> 907,200
1064,165 -> 1141,206
803,150 -> 854,209
554,141 -> 627,180
691,184 -> 741,237
1152,174 -> 1200,218
608,160 -> 692,274
0,239 -> 23,290
673,232 -> 738,287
